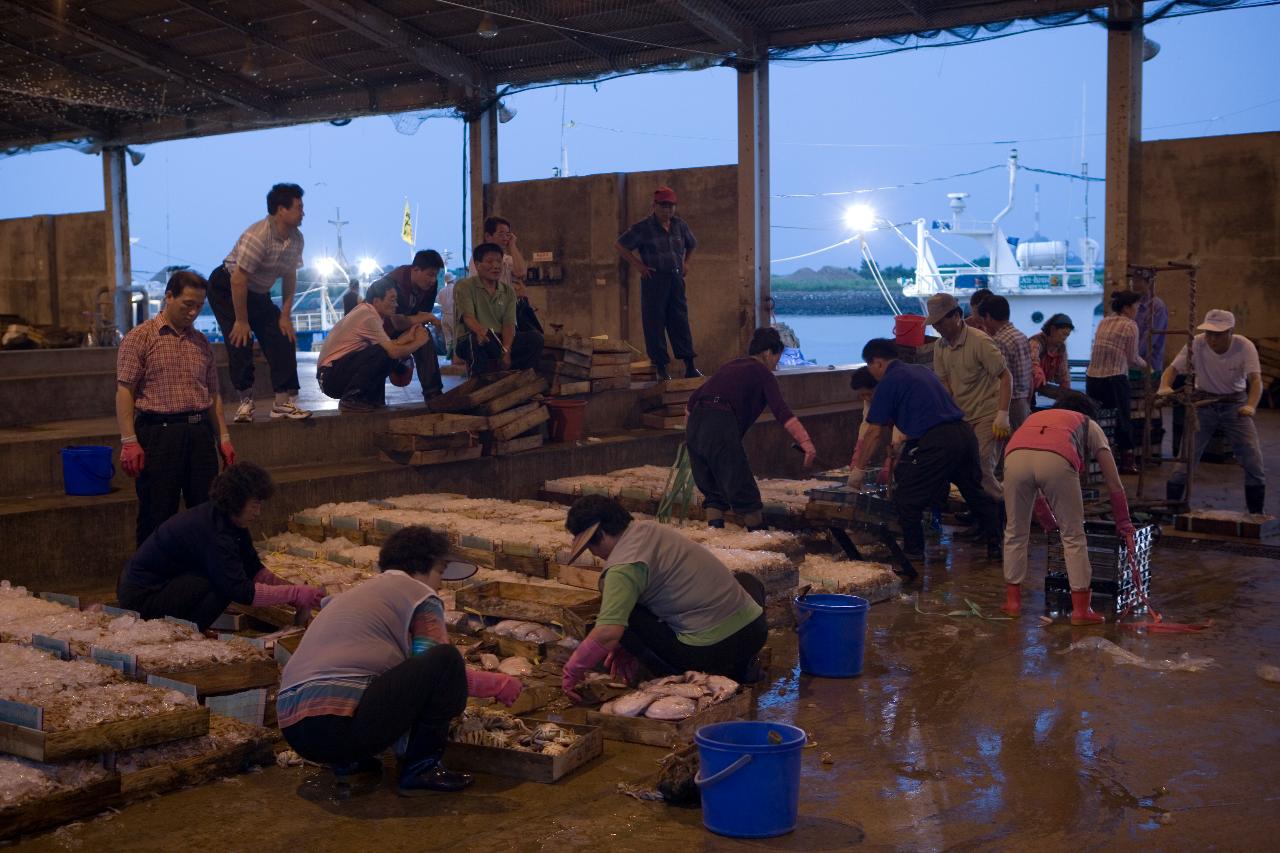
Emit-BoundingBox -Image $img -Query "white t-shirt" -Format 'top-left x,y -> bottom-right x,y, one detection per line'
318,302 -> 390,368
1170,334 -> 1260,395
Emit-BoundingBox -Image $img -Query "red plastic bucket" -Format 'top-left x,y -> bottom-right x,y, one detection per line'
545,398 -> 587,443
894,314 -> 926,347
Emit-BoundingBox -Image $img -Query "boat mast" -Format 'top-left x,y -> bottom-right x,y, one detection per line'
990,149 -> 1018,283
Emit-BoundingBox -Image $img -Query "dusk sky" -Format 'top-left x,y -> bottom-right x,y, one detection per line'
1,4 -> 1276,278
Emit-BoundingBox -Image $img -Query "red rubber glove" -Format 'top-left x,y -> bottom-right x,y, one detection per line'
1032,494 -> 1060,533
561,637 -> 610,703
466,669 -> 523,706
605,646 -> 639,685
121,442 -> 145,477
219,439 -> 236,467
1110,489 -> 1136,538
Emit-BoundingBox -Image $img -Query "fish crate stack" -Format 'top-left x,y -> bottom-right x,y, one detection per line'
538,333 -> 594,397
376,412 -> 488,466
896,335 -> 937,367
799,555 -> 903,604
638,377 -> 704,430
1043,520 -> 1157,615
588,338 -> 635,394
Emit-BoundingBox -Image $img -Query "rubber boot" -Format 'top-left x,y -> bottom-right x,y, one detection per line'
1000,583 -> 1021,617
397,755 -> 473,796
683,360 -> 702,379
705,508 -> 725,529
1166,480 -> 1185,503
1069,589 -> 1104,626
1245,484 -> 1266,515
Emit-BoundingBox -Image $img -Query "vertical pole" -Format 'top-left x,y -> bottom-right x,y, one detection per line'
467,101 -> 499,252
1103,1 -> 1143,300
736,56 -> 770,355
102,146 -> 132,330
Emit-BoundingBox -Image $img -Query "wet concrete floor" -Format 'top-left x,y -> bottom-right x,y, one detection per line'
12,419 -> 1280,851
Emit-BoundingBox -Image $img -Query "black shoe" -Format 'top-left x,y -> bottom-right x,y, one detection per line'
397,759 -> 473,796
684,363 -> 703,379
1245,484 -> 1266,515
332,756 -> 383,780
707,518 -> 725,529
656,366 -> 671,382
746,523 -> 769,532
986,542 -> 1003,561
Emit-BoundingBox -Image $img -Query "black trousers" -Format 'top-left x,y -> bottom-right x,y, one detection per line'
894,419 -> 1002,552
1086,374 -> 1134,452
621,606 -> 767,684
686,406 -> 760,514
640,273 -> 696,367
206,265 -> 300,394
393,330 -> 442,399
133,417 -> 219,547
282,645 -> 468,769
318,347 -> 393,405
117,573 -> 229,632
455,330 -> 544,374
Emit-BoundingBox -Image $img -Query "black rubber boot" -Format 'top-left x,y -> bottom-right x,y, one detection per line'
684,360 -> 702,378
397,756 -> 473,796
1166,480 -> 1185,503
1245,484 -> 1266,515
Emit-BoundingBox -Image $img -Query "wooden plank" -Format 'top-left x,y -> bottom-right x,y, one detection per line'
379,445 -> 485,467
584,690 -> 753,748
493,549 -> 550,578
541,334 -> 595,358
485,431 -> 545,457
590,351 -> 633,366
387,412 -> 490,436
643,412 -> 686,430
478,377 -> 548,416
645,377 -> 704,393
455,582 -> 600,638
590,338 -> 632,354
0,707 -> 210,763
492,406 -> 549,441
0,777 -> 121,842
486,400 -> 541,431
592,376 -> 630,393
549,563 -> 602,591
429,370 -> 535,413
145,658 -> 279,699
445,721 -> 602,783
539,355 -> 592,376
228,602 -> 296,629
549,380 -> 592,397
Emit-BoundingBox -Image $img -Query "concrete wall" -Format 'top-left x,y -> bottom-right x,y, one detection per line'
1138,132 -> 1280,356
0,211 -> 110,329
489,164 -> 745,371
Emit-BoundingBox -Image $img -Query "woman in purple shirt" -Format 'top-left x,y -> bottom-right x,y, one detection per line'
685,328 -> 817,530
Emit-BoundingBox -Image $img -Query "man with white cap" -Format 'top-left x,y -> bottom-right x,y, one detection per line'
928,292 -> 1013,504
1158,309 -> 1266,513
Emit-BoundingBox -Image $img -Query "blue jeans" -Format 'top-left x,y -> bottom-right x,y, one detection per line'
1169,401 -> 1266,487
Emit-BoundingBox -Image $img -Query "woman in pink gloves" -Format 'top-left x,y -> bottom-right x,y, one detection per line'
684,327 -> 819,531
1000,392 -> 1136,625
559,496 -> 766,702
277,525 -> 522,795
118,462 -> 324,631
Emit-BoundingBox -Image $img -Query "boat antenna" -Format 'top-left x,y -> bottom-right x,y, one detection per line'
328,208 -> 351,276
1080,84 -> 1092,246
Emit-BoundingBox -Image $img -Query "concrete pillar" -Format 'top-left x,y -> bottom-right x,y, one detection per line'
1104,1 -> 1143,296
736,58 -> 770,353
102,146 -> 131,328
467,103 -> 499,252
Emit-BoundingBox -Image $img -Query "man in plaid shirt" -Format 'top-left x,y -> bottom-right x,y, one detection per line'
206,183 -> 310,423
977,295 -> 1033,430
116,271 -> 235,546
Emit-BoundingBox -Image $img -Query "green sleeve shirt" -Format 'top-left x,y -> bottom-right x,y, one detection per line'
597,560 -> 763,647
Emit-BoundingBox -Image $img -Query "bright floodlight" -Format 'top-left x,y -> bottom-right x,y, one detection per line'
843,204 -> 877,233
313,257 -> 337,277
357,257 -> 379,277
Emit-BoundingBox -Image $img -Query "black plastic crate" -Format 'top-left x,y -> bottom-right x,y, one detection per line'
1044,520 -> 1156,615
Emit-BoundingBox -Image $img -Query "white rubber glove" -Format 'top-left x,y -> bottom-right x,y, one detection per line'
993,410 -> 1011,440
1156,385 -> 1175,397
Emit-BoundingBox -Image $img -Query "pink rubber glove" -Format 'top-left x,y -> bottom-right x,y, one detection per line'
288,585 -> 325,611
605,646 -> 639,685
121,442 -> 145,477
783,418 -> 817,468
1032,494 -> 1060,533
219,439 -> 236,467
251,583 -> 294,607
561,637 -> 610,703
252,567 -> 289,586
466,669 -> 523,706
1110,489 -> 1136,538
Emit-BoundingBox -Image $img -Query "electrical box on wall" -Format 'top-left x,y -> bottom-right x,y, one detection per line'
526,250 -> 563,285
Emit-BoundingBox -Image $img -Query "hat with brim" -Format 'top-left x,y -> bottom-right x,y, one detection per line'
1196,309 -> 1236,333
926,293 -> 961,326
566,521 -> 600,565
441,555 -> 479,581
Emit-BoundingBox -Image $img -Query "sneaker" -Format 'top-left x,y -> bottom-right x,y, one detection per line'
233,398 -> 255,423
270,398 -> 312,420
338,397 -> 376,414
397,759 -> 473,796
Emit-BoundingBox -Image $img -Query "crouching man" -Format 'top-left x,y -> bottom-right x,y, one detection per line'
317,279 -> 429,413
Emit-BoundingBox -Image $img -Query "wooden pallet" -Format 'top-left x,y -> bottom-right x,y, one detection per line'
584,690 -> 753,748
0,707 -> 210,763
445,721 -> 602,783
455,582 -> 600,638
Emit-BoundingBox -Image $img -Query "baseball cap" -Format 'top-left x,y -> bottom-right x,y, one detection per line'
1197,309 -> 1236,333
653,186 -> 678,205
440,555 -> 479,581
566,521 -> 600,565
926,293 -> 961,326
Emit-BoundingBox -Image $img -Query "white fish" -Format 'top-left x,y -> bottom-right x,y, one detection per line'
647,683 -> 705,699
644,696 -> 698,720
514,624 -> 560,643
497,656 -> 533,677
705,675 -> 739,702
612,691 -> 658,717
477,653 -> 501,671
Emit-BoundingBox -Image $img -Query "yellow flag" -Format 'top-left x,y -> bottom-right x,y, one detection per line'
400,200 -> 413,246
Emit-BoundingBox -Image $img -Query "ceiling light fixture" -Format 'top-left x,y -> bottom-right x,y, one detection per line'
477,12 -> 499,39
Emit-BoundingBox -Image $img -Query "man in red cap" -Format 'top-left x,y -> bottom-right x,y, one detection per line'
616,186 -> 700,380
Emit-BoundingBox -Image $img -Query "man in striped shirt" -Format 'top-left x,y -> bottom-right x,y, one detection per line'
206,183 -> 311,423
116,271 -> 235,546
977,295 -> 1033,431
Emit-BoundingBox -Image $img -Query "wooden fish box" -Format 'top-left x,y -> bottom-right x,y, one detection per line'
479,377 -> 548,417
591,375 -> 630,393
491,404 -> 548,441
0,776 -> 122,842
229,602 -> 297,630
494,549 -> 550,578
539,357 -> 592,378
379,445 -> 485,467
376,432 -> 476,454
642,412 -> 686,430
542,334 -> 595,358
429,369 -> 538,413
1174,510 -> 1278,539
480,630 -> 548,661
387,412 -> 489,436
445,721 -> 602,783
647,376 -> 705,393
589,362 -> 630,379
548,380 -> 591,397
118,730 -> 275,800
0,706 -> 210,763
638,389 -> 694,411
549,563 -> 602,591
454,582 -> 600,638
584,690 -> 754,748
143,658 -> 280,699
484,431 -> 544,457
466,681 -> 562,717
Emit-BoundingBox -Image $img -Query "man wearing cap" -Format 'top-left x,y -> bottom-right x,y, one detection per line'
559,496 -> 767,700
317,279 -> 429,413
370,249 -> 446,402
929,292 -> 1013,501
616,187 -> 701,381
850,339 -> 1003,560
1158,309 -> 1266,513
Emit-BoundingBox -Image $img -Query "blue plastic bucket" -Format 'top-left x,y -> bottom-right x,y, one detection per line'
60,445 -> 115,496
795,592 -> 868,677
695,721 -> 806,838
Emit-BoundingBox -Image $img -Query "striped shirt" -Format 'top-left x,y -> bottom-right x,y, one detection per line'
116,316 -> 218,414
223,217 -> 305,294
989,322 -> 1033,399
1086,315 -> 1143,378
1029,332 -> 1071,392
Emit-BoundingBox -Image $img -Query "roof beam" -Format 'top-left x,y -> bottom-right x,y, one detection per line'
661,0 -> 754,56
504,1 -> 620,70
0,0 -> 276,115
892,0 -> 932,25
297,0 -> 485,89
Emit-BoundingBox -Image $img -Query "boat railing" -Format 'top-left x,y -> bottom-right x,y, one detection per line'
915,266 -> 1103,294
291,312 -> 328,331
